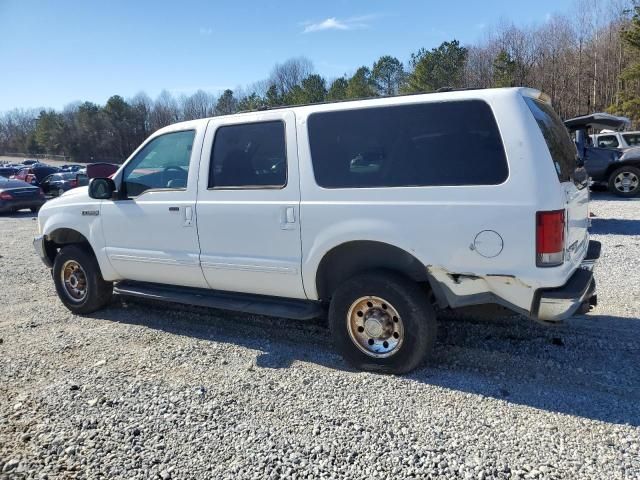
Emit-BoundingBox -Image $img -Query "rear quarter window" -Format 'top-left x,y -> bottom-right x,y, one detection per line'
308,100 -> 508,188
523,97 -> 578,183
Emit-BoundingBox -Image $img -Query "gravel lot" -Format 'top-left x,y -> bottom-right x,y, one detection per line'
0,192 -> 638,480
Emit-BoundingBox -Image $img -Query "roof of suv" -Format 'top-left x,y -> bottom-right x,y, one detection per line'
155,87 -> 546,135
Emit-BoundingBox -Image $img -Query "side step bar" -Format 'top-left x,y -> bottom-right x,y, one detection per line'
113,281 -> 325,321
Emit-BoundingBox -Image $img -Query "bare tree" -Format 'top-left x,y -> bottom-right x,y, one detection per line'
269,57 -> 314,96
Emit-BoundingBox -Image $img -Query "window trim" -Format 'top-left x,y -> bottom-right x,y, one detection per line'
306,99 -> 509,190
121,129 -> 196,199
596,135 -> 619,148
207,120 -> 288,191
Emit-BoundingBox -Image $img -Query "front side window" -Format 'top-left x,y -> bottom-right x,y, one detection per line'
209,121 -> 286,188
596,135 -> 619,148
622,133 -> 640,146
123,130 -> 195,197
308,100 -> 508,188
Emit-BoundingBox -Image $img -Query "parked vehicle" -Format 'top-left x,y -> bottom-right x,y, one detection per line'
60,164 -> 83,172
34,87 -> 600,374
0,166 -> 19,178
40,172 -> 79,197
565,113 -> 640,196
590,129 -> 640,149
0,177 -> 46,213
11,165 -> 59,186
22,159 -> 39,165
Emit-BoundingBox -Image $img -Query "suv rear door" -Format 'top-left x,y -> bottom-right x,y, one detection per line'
524,96 -> 590,268
196,110 -> 306,299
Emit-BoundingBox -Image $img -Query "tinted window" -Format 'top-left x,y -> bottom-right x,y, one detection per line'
123,130 -> 194,197
596,135 -> 619,148
523,97 -> 577,182
308,100 -> 508,188
622,133 -> 640,146
209,121 -> 286,188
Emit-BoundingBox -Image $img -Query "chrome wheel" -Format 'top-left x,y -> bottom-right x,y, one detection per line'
58,188 -> 65,196
347,296 -> 404,358
613,171 -> 639,193
60,260 -> 88,303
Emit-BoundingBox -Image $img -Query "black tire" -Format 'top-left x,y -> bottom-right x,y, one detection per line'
52,245 -> 113,314
328,271 -> 437,374
608,165 -> 640,197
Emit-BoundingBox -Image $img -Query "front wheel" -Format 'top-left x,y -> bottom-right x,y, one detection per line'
53,245 -> 113,314
608,165 -> 640,197
328,271 -> 437,374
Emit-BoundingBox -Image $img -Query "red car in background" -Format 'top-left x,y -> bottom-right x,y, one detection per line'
11,165 -> 59,186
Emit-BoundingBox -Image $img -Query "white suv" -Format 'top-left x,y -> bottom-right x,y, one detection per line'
34,87 -> 600,374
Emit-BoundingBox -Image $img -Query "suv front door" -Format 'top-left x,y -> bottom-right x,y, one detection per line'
196,111 -> 306,299
101,127 -> 208,288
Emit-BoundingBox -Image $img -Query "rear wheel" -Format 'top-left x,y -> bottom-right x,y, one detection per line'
57,188 -> 65,197
328,271 -> 437,374
608,165 -> 640,197
53,245 -> 113,314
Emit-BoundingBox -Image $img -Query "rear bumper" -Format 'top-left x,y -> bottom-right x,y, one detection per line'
531,240 -> 601,322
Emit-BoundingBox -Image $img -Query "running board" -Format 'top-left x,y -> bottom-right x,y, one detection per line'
113,281 -> 324,321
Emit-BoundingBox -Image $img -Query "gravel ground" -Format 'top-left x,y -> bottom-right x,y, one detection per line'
0,192 -> 638,480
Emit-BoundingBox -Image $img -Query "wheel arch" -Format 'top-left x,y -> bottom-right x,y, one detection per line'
44,228 -> 96,266
314,240 -> 432,301
605,160 -> 640,178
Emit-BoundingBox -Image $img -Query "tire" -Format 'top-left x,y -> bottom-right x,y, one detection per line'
30,207 -> 40,213
608,165 -> 640,197
58,188 -> 65,197
328,271 -> 437,374
52,245 -> 113,314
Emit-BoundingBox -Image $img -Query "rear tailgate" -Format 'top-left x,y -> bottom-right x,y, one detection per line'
563,183 -> 590,268
523,95 -> 590,268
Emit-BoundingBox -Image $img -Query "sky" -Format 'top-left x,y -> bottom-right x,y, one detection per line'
0,0 -> 575,112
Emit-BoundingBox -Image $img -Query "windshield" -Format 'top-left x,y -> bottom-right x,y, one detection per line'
523,96 -> 578,183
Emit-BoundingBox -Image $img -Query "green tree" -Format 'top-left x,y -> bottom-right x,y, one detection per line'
403,40 -> 468,93
265,84 -> 282,107
215,89 -> 238,115
372,55 -> 405,96
299,74 -> 327,103
609,6 -> 640,125
35,110 -> 65,154
346,67 -> 377,99
237,92 -> 266,111
492,49 -> 517,88
327,77 -> 349,101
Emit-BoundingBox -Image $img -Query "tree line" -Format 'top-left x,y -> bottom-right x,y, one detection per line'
2,0 -> 640,163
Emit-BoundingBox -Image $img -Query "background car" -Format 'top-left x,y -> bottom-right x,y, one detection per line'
0,177 -> 46,213
0,166 -> 19,178
565,113 -> 640,197
60,164 -> 83,172
11,165 -> 60,186
22,159 -> 39,165
40,172 -> 79,197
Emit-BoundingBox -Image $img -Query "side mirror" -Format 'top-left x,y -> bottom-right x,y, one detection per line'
88,177 -> 116,200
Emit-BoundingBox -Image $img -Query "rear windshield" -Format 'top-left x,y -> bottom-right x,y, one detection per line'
308,100 -> 508,188
523,97 -> 578,182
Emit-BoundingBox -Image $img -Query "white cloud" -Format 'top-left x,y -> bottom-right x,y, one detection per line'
199,27 -> 213,36
302,14 -> 376,34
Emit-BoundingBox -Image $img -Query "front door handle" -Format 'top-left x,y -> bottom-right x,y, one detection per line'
280,206 -> 296,230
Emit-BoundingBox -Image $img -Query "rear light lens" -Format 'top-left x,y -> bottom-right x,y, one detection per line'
0,191 -> 13,200
39,188 -> 45,197
536,210 -> 565,267
69,179 -> 77,188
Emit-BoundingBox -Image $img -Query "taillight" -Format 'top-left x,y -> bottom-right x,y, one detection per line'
39,188 -> 45,197
69,179 -> 77,188
0,191 -> 13,200
536,210 -> 565,267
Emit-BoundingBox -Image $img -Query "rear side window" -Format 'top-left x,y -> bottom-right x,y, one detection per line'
308,100 -> 508,188
209,121 -> 287,189
523,97 -> 577,182
622,133 -> 640,146
596,135 -> 619,148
